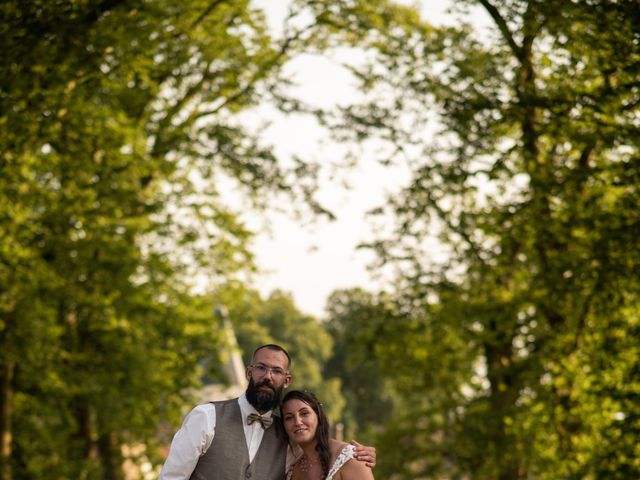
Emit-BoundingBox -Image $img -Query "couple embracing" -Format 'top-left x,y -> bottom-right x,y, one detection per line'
160,344 -> 376,480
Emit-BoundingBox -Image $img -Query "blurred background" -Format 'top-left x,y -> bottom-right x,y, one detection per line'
1,0 -> 639,479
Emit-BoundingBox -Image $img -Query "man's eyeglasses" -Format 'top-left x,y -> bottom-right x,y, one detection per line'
250,364 -> 289,378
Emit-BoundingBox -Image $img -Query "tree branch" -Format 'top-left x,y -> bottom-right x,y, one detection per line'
190,0 -> 228,30
477,0 -> 522,59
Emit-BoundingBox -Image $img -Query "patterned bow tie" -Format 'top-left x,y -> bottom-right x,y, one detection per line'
247,413 -> 273,429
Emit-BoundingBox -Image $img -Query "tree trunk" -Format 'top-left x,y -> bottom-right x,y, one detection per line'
98,431 -> 124,480
0,361 -> 14,480
485,338 -> 523,480
73,398 -> 96,461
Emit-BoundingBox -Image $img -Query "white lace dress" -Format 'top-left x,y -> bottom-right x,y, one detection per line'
326,444 -> 355,480
286,444 -> 356,480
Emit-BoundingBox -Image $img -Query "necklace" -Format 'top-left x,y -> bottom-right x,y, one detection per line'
298,453 -> 314,472
296,453 -> 323,479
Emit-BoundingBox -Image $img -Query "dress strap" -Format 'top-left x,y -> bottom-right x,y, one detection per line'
326,444 -> 355,480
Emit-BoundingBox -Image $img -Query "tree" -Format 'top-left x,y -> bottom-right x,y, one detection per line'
0,1 -> 317,478
298,0 -> 640,478
212,282 -> 345,422
323,288 -> 395,441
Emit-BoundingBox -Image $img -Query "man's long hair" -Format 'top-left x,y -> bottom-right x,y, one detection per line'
281,390 -> 331,477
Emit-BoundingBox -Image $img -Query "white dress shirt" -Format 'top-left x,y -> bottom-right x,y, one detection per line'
159,394 -> 297,479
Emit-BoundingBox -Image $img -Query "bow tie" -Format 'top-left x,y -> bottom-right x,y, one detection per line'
247,413 -> 273,429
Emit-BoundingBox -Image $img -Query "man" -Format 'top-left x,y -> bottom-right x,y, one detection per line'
159,344 -> 376,479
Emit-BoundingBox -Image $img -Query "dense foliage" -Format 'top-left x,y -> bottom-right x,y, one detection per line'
0,1 -> 307,478
308,0 -> 640,478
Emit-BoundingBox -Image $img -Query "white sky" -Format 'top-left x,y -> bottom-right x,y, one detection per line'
244,1 -> 489,317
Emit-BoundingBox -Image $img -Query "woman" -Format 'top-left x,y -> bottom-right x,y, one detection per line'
282,390 -> 375,480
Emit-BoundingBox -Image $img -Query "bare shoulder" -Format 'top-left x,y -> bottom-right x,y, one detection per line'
329,440 -> 374,480
329,439 -> 349,459
336,456 -> 375,480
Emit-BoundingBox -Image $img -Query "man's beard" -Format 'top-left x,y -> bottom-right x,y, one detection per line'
246,377 -> 284,412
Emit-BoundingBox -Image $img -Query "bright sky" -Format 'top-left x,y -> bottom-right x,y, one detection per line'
245,1 -> 488,317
